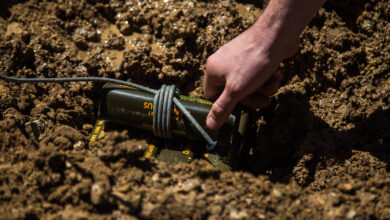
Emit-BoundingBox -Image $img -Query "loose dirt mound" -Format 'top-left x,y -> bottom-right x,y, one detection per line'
0,0 -> 389,219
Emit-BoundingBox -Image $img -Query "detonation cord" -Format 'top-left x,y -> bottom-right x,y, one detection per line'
0,74 -> 217,150
153,84 -> 176,139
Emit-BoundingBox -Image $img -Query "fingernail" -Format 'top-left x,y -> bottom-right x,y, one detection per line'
206,114 -> 218,130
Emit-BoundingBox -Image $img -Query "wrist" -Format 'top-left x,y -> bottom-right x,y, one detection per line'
250,0 -> 326,61
252,13 -> 300,61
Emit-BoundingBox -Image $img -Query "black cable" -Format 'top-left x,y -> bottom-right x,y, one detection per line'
0,74 -> 156,94
0,74 -> 218,150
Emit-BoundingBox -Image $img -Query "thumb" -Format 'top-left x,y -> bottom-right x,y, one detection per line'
206,88 -> 238,130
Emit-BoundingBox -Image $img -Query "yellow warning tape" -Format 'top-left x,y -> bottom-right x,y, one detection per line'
88,119 -> 231,170
89,120 -> 105,144
145,145 -> 155,158
88,120 -> 158,160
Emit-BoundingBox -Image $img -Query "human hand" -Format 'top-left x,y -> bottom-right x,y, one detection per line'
203,0 -> 326,130
204,19 -> 298,130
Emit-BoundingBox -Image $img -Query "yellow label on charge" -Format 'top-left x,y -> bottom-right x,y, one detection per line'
89,135 -> 97,143
89,120 -> 105,143
145,145 -> 155,158
179,96 -> 213,106
119,85 -> 136,90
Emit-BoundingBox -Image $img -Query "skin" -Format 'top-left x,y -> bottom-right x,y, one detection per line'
204,0 -> 327,130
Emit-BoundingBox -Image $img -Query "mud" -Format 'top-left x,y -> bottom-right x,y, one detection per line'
0,0 -> 389,219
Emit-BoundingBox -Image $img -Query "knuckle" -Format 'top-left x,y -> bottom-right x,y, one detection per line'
211,101 -> 225,117
226,80 -> 243,98
205,54 -> 217,71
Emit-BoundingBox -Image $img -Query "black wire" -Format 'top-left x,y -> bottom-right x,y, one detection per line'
0,74 -> 156,94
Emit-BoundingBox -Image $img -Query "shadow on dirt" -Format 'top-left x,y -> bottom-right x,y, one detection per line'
323,0 -> 366,32
101,89 -> 389,188
246,91 -> 389,186
235,0 -> 263,8
0,0 -> 28,19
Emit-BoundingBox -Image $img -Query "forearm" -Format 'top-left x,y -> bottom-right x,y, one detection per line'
253,0 -> 326,59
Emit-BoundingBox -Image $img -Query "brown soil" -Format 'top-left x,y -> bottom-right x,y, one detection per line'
0,0 -> 389,219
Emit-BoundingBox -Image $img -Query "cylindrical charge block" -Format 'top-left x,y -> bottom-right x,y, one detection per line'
98,83 -> 252,170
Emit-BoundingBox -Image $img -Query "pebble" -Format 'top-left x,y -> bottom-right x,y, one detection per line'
230,210 -> 248,220
73,34 -> 88,50
91,182 -> 108,205
339,183 -> 354,193
272,188 -> 282,197
347,210 -> 357,219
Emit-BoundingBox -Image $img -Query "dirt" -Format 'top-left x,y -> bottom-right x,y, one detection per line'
0,0 -> 389,219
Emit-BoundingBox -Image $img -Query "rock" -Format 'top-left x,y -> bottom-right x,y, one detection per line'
230,209 -> 248,220
41,125 -> 84,150
82,124 -> 93,133
25,119 -> 46,140
90,181 -> 109,206
339,183 -> 355,193
272,188 -> 282,197
73,34 -> 88,50
52,206 -> 90,220
347,210 -> 357,219
73,141 -> 85,150
181,179 -> 200,192
141,202 -> 157,218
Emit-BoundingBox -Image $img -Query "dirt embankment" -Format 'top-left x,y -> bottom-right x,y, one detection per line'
0,0 -> 389,219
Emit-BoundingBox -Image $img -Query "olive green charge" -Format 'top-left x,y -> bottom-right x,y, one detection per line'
93,83 -> 252,171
